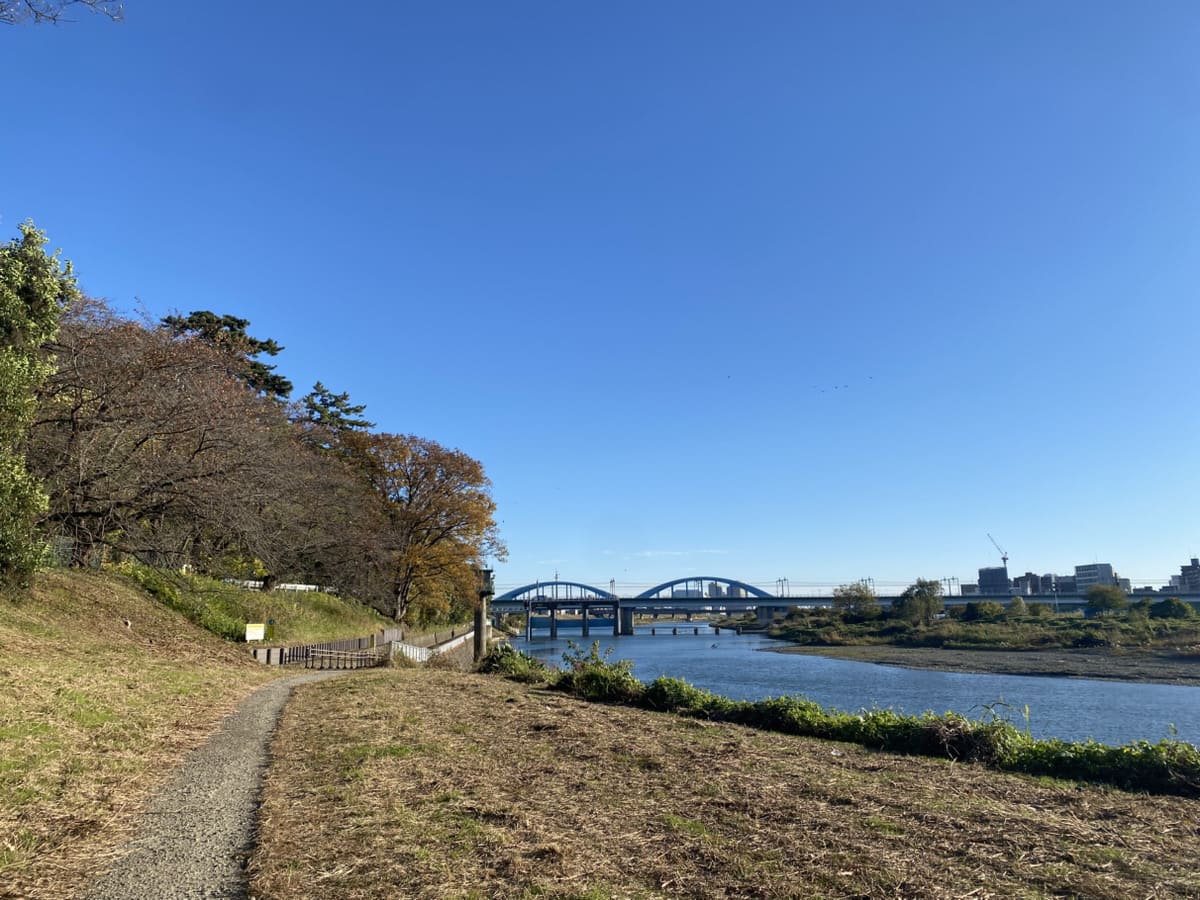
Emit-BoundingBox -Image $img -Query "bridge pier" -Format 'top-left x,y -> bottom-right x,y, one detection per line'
549,607 -> 558,640
617,606 -> 636,636
581,606 -> 589,638
525,606 -> 533,642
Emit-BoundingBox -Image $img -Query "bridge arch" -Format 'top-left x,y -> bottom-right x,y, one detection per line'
634,576 -> 773,600
494,580 -> 618,603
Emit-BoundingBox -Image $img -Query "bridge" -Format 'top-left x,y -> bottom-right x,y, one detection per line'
492,576 -> 1196,639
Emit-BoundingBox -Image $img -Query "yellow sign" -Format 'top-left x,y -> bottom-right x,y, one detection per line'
245,623 -> 266,641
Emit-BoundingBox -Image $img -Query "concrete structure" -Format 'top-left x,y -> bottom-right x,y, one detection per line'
978,566 -> 1011,594
1074,563 -> 1117,591
1179,558 -> 1200,592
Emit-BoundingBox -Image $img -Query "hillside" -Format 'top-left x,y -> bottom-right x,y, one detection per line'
0,572 -> 278,900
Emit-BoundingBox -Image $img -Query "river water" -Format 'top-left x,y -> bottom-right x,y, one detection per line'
513,625 -> 1200,746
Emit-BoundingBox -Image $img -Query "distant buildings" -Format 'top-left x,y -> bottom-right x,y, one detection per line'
1074,563 -> 1117,591
1179,558 -> 1200,592
977,566 -> 1011,594
953,555 -> 1200,597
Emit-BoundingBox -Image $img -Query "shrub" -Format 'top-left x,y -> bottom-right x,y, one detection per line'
553,640 -> 643,703
478,643 -> 551,683
1150,597 -> 1197,620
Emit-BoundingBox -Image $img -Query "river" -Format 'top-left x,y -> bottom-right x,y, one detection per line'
512,625 -> 1200,746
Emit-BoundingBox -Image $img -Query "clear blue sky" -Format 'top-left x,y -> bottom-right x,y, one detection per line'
4,2 -> 1199,592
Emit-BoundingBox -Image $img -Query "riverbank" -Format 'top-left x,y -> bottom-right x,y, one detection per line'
770,643 -> 1200,685
251,668 -> 1200,899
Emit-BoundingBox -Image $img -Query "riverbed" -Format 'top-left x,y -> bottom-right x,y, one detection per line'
773,643 -> 1200,685
513,625 -> 1200,747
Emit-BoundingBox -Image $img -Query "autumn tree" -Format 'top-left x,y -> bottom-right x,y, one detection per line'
31,300 -> 303,568
1,1 -> 122,25
341,432 -> 505,623
891,578 -> 944,625
0,223 -> 77,588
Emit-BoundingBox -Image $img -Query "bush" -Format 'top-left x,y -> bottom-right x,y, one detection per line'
478,643 -> 551,683
553,640 -> 643,703
1150,597 -> 1196,620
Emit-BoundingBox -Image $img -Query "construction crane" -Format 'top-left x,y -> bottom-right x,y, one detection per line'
987,533 -> 1009,568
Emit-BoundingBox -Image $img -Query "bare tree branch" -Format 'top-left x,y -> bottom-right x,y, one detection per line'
1,1 -> 123,25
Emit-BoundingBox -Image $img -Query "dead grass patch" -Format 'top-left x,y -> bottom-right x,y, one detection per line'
0,571 -> 279,899
251,669 -> 1200,899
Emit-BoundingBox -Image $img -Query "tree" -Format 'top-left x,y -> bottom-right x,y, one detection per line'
162,310 -> 293,399
295,381 -> 374,451
831,581 -> 880,619
1,1 -> 122,24
32,300 -> 302,568
1085,584 -> 1128,617
0,223 -> 77,588
340,432 -> 506,622
892,578 -> 944,625
1150,597 -> 1196,620
1006,596 -> 1028,618
962,600 -> 1005,622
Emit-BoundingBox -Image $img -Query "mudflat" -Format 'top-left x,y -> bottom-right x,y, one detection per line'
771,643 -> 1200,685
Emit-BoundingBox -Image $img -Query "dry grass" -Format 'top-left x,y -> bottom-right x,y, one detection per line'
252,669 -> 1200,899
0,571 -> 279,900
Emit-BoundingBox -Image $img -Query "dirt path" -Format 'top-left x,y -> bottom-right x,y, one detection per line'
81,671 -> 345,900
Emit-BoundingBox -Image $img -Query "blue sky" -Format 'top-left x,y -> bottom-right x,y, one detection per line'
4,2 -> 1199,593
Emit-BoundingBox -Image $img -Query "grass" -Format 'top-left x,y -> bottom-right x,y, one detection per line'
115,562 -> 394,644
250,668 -> 1200,899
0,571 -> 279,900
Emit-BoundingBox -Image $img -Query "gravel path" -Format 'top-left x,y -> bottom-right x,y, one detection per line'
84,671 -> 345,900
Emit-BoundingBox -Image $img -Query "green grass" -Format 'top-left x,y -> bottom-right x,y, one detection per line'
114,561 -> 394,644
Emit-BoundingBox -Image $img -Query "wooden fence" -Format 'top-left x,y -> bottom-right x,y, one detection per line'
305,645 -> 392,670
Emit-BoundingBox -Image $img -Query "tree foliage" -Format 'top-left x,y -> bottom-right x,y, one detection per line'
1,0 -> 122,25
831,581 -> 880,619
339,431 -> 506,622
162,310 -> 293,399
1085,584 -> 1128,616
1150,596 -> 1196,620
0,223 -> 77,588
892,578 -> 944,625
24,291 -> 504,624
295,381 -> 374,452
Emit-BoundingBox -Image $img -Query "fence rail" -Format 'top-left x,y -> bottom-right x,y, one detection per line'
305,645 -> 392,670
252,628 -> 476,667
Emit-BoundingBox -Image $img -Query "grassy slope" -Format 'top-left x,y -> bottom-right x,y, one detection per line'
118,565 -> 395,644
0,571 -> 279,900
252,669 -> 1200,900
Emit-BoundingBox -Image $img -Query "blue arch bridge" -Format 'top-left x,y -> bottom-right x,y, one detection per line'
492,576 -> 777,639
491,576 -> 1110,639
